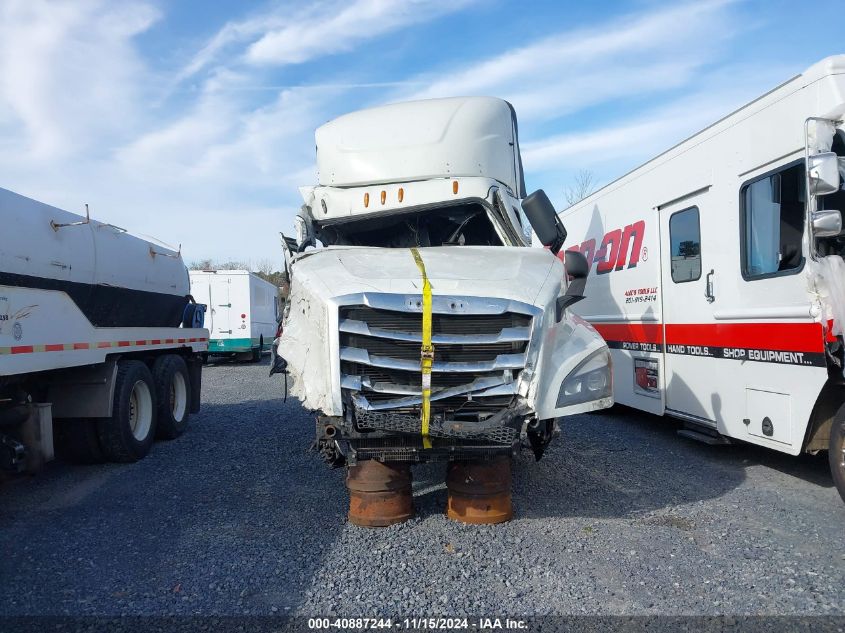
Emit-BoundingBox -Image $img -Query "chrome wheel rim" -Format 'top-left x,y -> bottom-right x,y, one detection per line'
171,372 -> 188,422
128,380 -> 153,441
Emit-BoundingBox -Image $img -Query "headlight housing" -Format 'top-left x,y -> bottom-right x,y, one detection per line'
557,347 -> 612,407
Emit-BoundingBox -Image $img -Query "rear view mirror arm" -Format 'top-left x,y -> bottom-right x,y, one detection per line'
555,278 -> 586,321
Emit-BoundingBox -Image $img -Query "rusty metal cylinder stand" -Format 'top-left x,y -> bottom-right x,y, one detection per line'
346,460 -> 414,527
446,456 -> 513,524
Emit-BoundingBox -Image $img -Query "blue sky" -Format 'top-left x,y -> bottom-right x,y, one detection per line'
0,0 -> 842,269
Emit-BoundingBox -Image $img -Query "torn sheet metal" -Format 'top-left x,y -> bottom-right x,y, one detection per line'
277,270 -> 332,413
808,119 -> 836,154
810,254 -> 845,337
351,375 -> 514,411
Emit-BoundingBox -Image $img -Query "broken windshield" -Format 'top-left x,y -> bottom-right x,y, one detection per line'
315,203 -> 507,248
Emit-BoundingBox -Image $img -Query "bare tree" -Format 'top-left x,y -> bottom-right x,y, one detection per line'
188,258 -> 215,271
187,259 -> 248,271
564,169 -> 597,207
254,258 -> 276,277
217,260 -> 249,270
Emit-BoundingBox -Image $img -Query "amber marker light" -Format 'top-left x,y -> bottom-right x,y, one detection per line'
452,180 -> 459,195
398,188 -> 404,202
380,190 -> 386,205
364,193 -> 369,208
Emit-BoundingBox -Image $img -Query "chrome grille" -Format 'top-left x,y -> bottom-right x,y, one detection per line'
339,304 -> 532,417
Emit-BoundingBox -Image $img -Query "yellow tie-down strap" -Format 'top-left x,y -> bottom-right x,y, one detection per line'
410,248 -> 434,449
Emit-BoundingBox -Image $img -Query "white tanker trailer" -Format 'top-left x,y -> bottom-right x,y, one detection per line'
0,187 -> 208,472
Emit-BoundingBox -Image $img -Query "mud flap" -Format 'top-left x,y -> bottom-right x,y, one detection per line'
187,355 -> 203,414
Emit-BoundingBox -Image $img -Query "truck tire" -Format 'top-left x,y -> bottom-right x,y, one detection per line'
54,418 -> 105,464
96,361 -> 157,463
829,407 -> 845,503
152,354 -> 191,440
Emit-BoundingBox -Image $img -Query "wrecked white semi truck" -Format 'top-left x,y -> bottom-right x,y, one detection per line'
274,97 -> 611,491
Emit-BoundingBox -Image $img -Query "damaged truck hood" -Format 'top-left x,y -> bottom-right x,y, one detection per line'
278,245 -> 564,416
291,245 -> 557,305
279,242 -> 608,420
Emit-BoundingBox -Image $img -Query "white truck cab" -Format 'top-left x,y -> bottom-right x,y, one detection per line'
560,55 -> 845,501
274,97 -> 612,466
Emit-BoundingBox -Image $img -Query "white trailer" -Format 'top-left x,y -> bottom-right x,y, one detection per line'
189,270 -> 278,361
560,55 -> 845,500
0,187 -> 208,472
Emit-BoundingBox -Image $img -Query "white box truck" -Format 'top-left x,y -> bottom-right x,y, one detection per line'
189,270 -> 279,361
273,97 -> 612,468
560,55 -> 845,500
0,187 -> 208,472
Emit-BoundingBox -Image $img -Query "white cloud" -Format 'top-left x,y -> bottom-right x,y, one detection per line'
246,0 -> 473,66
0,0 -> 159,160
522,58 -> 797,173
402,0 -> 739,120
173,0 -> 474,87
0,0 -> 803,267
519,59 -> 798,211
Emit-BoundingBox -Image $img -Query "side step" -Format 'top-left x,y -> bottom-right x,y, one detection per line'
677,425 -> 732,446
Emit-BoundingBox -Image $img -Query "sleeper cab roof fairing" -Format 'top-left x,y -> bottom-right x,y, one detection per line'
315,96 -> 525,197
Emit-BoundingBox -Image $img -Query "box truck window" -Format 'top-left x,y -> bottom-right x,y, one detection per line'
741,163 -> 804,278
669,207 -> 702,283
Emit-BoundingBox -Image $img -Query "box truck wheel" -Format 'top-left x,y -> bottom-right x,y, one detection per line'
54,419 -> 105,464
96,361 -> 157,463
829,407 -> 845,503
152,355 -> 191,440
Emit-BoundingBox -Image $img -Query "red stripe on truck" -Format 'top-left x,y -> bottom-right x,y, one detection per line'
591,321 -> 825,353
665,322 -> 824,353
2,337 -> 207,356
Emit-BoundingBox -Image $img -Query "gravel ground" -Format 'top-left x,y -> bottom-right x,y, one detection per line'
1,357 -> 844,617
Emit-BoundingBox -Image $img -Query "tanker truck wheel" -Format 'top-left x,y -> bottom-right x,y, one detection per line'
152,355 -> 191,440
829,407 -> 845,503
96,361 -> 157,463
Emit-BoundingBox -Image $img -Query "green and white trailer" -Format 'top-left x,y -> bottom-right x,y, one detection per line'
189,270 -> 279,361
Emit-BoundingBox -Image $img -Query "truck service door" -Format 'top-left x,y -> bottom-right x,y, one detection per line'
658,193 -> 717,425
209,275 -> 233,340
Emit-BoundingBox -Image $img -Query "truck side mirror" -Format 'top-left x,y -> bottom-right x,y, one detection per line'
555,250 -> 589,321
522,189 -> 567,254
812,209 -> 843,237
564,249 -> 589,280
809,152 -> 841,196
